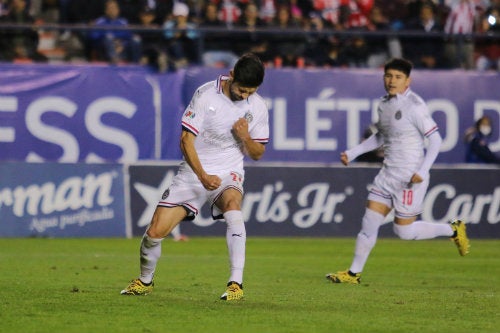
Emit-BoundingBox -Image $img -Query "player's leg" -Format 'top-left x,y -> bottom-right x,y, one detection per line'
139,206 -> 187,282
121,206 -> 187,295
350,200 -> 391,273
393,218 -> 469,255
214,186 -> 245,300
393,219 -> 469,255
392,217 -> 453,240
327,199 -> 391,284
327,170 -> 395,284
391,178 -> 469,255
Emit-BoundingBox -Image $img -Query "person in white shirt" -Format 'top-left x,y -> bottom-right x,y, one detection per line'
443,0 -> 482,69
121,53 -> 269,300
326,58 -> 470,284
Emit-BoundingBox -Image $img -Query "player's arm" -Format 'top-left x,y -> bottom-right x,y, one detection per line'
341,133 -> 383,166
232,118 -> 266,160
411,104 -> 442,183
412,131 -> 442,183
180,130 -> 221,190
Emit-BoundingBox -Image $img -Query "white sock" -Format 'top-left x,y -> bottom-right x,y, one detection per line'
393,221 -> 454,240
349,209 -> 385,274
139,234 -> 163,284
224,210 -> 246,285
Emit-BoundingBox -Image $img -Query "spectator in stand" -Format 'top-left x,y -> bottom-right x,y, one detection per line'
303,11 -> 343,67
199,1 -> 239,67
475,4 -> 500,70
303,11 -> 351,67
163,1 -> 200,69
233,2 -> 271,62
340,34 -> 371,67
365,5 -> 401,68
29,0 -> 60,58
405,0 -> 435,24
115,0 -> 174,25
117,0 -> 144,24
218,0 -> 242,28
311,0 -> 373,30
235,2 -> 266,33
311,0 -> 345,30
342,0 -> 373,29
267,4 -> 307,67
33,0 -> 88,63
0,0 -> 8,16
57,0 -> 70,23
200,2 -> 224,27
464,115 -> 500,164
443,0 -> 483,69
186,0 -> 205,22
65,0 -> 103,61
147,0 -> 174,25
321,39 -> 346,67
0,0 -> 48,63
258,0 -> 277,24
337,0 -> 378,68
288,0 -> 313,21
136,6 -> 171,72
29,0 -> 59,23
372,0 -> 407,30
88,0 -> 141,64
67,0 -> 103,23
403,3 -> 445,69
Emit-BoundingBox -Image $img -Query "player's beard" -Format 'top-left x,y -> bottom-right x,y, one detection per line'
228,81 -> 244,101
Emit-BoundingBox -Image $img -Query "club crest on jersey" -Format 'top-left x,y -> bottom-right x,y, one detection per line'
184,110 -> 195,119
244,111 -> 253,123
162,189 -> 170,200
395,110 -> 402,120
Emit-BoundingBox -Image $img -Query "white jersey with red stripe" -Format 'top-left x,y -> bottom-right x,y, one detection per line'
180,75 -> 269,176
376,88 -> 438,181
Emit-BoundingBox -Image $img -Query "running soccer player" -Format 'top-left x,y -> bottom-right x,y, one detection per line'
121,53 -> 269,300
326,58 -> 470,284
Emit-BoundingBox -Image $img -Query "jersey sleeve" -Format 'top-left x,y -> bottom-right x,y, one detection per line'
181,88 -> 205,136
411,101 -> 438,138
249,99 -> 270,144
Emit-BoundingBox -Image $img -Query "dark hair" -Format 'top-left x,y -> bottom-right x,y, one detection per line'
384,58 -> 413,77
475,115 -> 492,130
233,53 -> 265,87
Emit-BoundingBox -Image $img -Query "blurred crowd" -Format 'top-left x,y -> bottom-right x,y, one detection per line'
0,0 -> 499,72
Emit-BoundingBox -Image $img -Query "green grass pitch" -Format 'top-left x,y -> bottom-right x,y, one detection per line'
0,237 -> 498,333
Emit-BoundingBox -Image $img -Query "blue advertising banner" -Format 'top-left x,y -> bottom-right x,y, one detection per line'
1,64 -> 499,164
0,162 -> 126,237
182,68 -> 500,164
0,64 -> 184,162
127,163 -> 500,239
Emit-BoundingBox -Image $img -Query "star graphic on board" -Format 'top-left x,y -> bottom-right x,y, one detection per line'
133,171 -> 176,227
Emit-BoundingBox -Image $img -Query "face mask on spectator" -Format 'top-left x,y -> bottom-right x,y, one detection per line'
479,125 -> 491,136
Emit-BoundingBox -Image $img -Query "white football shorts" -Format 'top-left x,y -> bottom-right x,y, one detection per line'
367,168 -> 429,219
157,169 -> 244,220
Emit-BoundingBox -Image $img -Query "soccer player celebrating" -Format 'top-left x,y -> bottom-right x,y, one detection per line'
121,53 -> 269,300
326,58 -> 470,284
